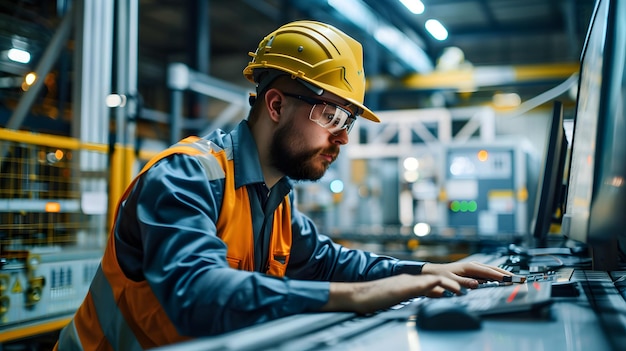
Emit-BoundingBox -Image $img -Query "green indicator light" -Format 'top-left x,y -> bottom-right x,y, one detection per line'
459,201 -> 469,212
450,201 -> 460,212
468,200 -> 478,212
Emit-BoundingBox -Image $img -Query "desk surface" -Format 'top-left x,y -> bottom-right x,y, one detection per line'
153,250 -> 626,351
153,288 -> 616,351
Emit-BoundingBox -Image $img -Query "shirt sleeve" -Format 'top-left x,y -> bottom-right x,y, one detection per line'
286,198 -> 427,282
115,154 -> 330,337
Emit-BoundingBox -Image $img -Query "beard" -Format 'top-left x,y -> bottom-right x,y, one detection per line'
270,121 -> 339,181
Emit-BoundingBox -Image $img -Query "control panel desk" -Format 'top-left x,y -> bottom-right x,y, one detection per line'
152,286 -> 616,351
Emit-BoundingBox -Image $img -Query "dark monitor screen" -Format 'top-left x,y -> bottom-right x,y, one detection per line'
562,0 -> 626,270
530,100 -> 567,247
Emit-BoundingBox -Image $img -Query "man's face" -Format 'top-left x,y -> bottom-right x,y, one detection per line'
270,114 -> 340,181
270,87 -> 355,181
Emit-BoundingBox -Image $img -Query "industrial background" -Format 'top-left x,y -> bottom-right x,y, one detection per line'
0,0 -> 596,349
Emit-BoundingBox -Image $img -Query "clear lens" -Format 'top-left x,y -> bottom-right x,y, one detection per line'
309,104 -> 356,135
282,92 -> 357,135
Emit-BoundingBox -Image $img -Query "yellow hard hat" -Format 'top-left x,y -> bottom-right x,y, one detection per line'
243,20 -> 380,123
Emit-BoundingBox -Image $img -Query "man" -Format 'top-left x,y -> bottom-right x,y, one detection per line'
55,20 -> 510,350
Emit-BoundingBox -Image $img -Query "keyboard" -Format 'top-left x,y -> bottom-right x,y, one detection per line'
392,252 -> 623,320
468,251 -> 577,283
422,281 -> 553,316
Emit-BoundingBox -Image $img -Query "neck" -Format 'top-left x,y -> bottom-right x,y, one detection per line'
262,167 -> 283,189
249,119 -> 283,188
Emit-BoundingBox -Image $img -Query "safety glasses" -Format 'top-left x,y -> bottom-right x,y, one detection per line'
283,92 -> 357,135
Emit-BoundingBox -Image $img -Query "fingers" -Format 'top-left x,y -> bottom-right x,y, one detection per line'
418,275 -> 465,298
326,275 -> 457,314
456,276 -> 480,289
465,261 -> 513,281
421,261 -> 514,288
471,261 -> 513,275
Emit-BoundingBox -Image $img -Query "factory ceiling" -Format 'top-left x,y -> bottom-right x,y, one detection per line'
137,0 -> 595,110
0,0 -> 596,136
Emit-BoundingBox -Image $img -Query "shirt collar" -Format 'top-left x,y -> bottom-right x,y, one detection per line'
231,120 -> 269,189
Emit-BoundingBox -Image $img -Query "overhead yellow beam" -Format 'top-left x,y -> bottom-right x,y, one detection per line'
513,62 -> 580,81
400,62 -> 580,91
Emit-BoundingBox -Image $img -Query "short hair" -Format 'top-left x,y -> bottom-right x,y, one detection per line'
246,76 -> 312,125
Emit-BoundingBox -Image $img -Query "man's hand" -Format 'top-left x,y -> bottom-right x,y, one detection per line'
320,262 -> 512,315
421,261 -> 513,289
322,274 -> 464,315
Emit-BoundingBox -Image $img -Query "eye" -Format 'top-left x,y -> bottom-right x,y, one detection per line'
321,107 -> 337,123
324,113 -> 337,123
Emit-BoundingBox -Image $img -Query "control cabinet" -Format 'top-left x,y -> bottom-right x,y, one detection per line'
0,250 -> 100,327
440,140 -> 537,238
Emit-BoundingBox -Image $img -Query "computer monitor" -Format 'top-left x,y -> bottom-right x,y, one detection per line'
561,0 -> 626,270
529,100 -> 567,247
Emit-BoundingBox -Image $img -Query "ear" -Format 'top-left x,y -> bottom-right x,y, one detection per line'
264,88 -> 283,123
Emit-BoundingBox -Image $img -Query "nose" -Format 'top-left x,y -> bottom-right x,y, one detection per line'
331,129 -> 349,145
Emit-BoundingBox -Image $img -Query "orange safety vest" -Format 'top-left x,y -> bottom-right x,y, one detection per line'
55,136 -> 293,350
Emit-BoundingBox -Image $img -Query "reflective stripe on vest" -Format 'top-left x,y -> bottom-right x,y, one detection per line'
55,266 -> 144,351
91,265 -> 143,350
56,319 -> 82,351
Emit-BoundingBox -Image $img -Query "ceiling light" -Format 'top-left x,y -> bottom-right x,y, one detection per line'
24,72 -> 37,85
399,0 -> 425,14
105,94 -> 127,108
425,19 -> 448,41
328,0 -> 433,73
413,222 -> 431,237
403,170 -> 420,183
7,48 -> 31,64
403,157 -> 419,171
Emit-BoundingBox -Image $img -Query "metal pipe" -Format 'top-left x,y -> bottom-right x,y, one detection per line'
170,90 -> 184,145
